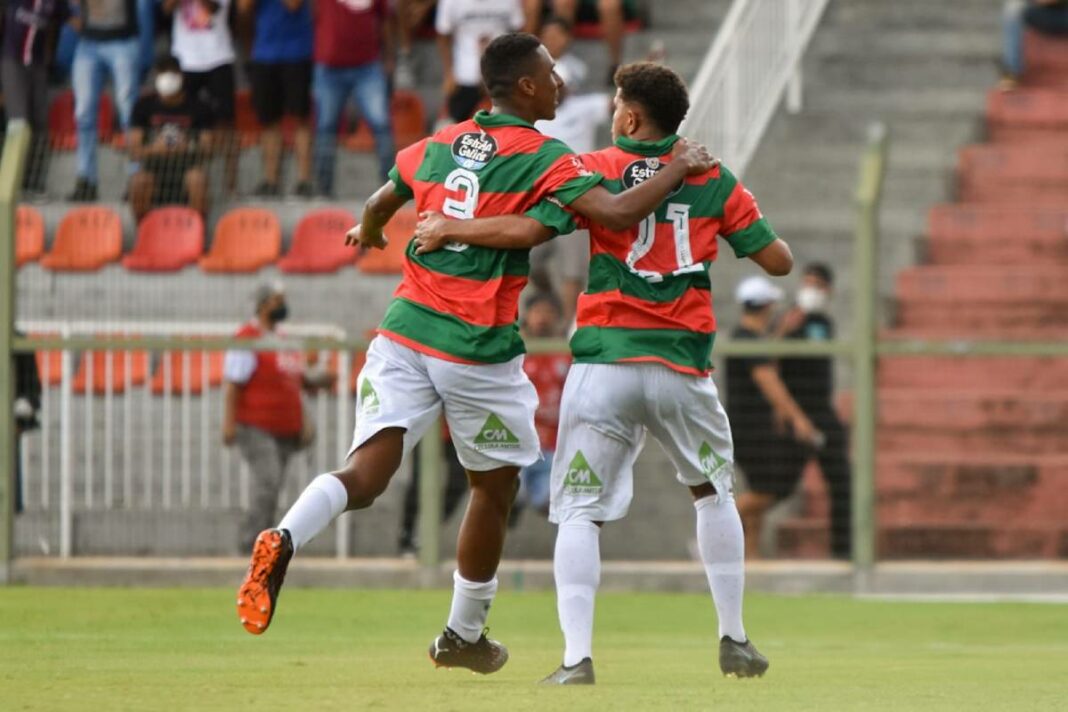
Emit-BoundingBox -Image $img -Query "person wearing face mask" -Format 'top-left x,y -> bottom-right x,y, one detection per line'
127,55 -> 214,223
778,263 -> 852,560
223,282 -> 336,552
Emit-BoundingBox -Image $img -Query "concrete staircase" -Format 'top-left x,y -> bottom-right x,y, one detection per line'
777,21 -> 1068,560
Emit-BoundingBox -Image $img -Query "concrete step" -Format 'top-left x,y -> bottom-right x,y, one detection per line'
927,203 -> 1068,241
809,54 -> 998,93
824,0 -> 1004,33
812,28 -> 999,61
877,426 -> 1068,456
957,143 -> 1068,202
878,387 -> 1068,431
987,87 -> 1068,129
896,265 -> 1068,301
878,356 -> 1068,390
923,235 -> 1068,265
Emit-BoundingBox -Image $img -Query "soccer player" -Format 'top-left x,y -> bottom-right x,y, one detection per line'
235,34 -> 715,676
410,62 -> 794,683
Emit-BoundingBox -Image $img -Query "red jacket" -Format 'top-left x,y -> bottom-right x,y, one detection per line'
234,321 -> 304,437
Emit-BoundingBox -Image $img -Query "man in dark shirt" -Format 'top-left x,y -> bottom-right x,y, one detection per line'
778,263 -> 852,559
127,55 -> 214,222
1,0 -> 69,196
725,276 -> 817,559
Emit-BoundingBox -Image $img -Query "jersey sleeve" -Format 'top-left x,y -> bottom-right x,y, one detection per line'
524,196 -> 587,238
719,167 -> 778,258
387,138 -> 429,200
537,140 -> 604,205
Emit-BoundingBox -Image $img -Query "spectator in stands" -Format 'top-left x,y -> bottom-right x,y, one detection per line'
313,0 -> 396,197
162,0 -> 239,194
397,434 -> 469,557
1001,0 -> 1068,89
394,0 -> 418,89
13,330 -> 42,515
777,263 -> 852,560
435,0 -> 533,124
514,291 -> 569,519
550,0 -> 626,84
725,276 -> 819,559
223,282 -> 335,552
531,16 -> 612,323
126,56 -> 214,223
1,0 -> 69,199
67,0 -> 145,201
238,0 -> 314,197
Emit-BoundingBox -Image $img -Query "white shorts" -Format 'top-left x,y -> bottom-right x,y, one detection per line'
549,362 -> 735,524
348,336 -> 541,471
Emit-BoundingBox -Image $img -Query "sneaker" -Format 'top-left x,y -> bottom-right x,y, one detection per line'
293,180 -> 316,199
67,178 -> 97,202
252,181 -> 281,198
719,636 -> 769,678
236,528 -> 294,635
428,627 -> 509,674
539,657 -> 595,685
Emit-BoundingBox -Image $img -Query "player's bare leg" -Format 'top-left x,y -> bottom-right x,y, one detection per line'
237,429 -> 405,635
429,466 -> 518,674
690,483 -> 769,678
735,490 -> 774,560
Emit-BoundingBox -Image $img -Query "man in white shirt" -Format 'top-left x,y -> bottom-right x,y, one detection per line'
435,0 -> 537,123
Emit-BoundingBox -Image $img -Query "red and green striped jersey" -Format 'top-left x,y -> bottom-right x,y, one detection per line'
540,134 -> 778,376
379,110 -> 602,363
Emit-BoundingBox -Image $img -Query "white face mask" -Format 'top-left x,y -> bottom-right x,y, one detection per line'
155,72 -> 183,98
797,286 -> 829,314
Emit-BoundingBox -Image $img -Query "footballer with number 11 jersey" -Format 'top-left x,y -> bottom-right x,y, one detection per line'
412,62 -> 794,684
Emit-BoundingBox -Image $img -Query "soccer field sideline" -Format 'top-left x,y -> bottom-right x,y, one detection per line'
2,587 -> 1066,710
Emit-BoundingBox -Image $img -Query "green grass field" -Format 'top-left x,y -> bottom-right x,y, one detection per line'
2,587 -> 1066,710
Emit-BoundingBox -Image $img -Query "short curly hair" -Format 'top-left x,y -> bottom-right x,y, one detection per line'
481,33 -> 543,100
613,62 -> 690,134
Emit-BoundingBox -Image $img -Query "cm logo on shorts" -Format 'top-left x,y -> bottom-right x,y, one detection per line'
473,413 -> 520,451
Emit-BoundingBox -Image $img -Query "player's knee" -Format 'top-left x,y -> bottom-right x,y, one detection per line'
331,461 -> 388,509
689,482 -> 718,501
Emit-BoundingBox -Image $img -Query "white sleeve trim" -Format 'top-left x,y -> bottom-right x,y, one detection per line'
223,350 -> 257,384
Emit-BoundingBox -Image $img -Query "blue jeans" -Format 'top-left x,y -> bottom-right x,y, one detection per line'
313,61 -> 394,194
519,449 -> 555,512
72,36 -> 140,182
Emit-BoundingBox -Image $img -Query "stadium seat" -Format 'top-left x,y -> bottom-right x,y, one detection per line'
278,208 -> 359,273
47,90 -> 116,150
15,205 -> 45,267
150,349 -> 225,395
31,333 -> 64,387
40,206 -> 123,272
199,208 -> 281,273
72,348 -> 150,395
344,90 -> 427,152
122,207 -> 205,272
356,208 -> 414,274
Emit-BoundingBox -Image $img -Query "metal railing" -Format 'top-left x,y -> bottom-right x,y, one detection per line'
680,0 -> 831,176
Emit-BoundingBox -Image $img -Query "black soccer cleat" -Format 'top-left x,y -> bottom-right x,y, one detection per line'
428,627 -> 509,674
539,658 -> 596,685
719,636 -> 769,678
236,528 -> 294,635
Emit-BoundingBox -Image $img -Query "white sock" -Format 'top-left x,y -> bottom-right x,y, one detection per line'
554,520 -> 601,666
277,474 -> 349,551
447,571 -> 498,643
695,494 -> 747,642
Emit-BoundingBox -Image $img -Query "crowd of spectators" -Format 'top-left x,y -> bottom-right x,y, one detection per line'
0,0 -> 634,221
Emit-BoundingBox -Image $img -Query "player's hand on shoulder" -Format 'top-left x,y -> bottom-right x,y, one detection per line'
414,211 -> 451,255
672,137 -> 719,176
345,223 -> 388,250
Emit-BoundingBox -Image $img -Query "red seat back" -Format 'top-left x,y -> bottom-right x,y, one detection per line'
48,90 -> 115,150
15,205 -> 45,267
123,207 -> 205,272
41,207 -> 123,272
357,208 -> 415,274
278,209 -> 359,273
200,208 -> 281,273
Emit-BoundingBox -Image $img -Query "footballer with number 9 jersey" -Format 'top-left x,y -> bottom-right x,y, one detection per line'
412,62 -> 794,684
235,34 -> 716,675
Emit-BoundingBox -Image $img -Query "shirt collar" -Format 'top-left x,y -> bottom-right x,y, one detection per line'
614,134 -> 681,157
473,110 -> 537,129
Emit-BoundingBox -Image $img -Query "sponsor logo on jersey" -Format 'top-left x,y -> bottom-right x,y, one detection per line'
621,157 -> 682,196
359,378 -> 380,413
452,132 -> 499,171
563,451 -> 603,495
699,441 -> 728,478
473,413 -> 520,450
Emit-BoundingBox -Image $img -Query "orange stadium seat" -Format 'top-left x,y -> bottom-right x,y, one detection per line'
15,205 -> 45,267
278,208 -> 359,273
356,208 -> 414,274
199,208 -> 280,273
31,333 -> 64,387
47,90 -> 115,150
72,347 -> 150,395
122,207 -> 204,272
150,349 -> 225,395
40,206 -> 123,272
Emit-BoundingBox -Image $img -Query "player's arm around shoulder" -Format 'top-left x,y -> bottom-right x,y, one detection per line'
413,211 -> 556,254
